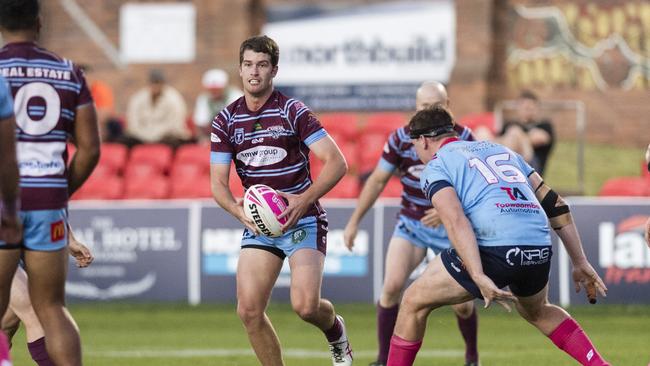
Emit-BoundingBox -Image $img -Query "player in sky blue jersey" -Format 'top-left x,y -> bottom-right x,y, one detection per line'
387,105 -> 610,366
0,74 -> 20,366
344,81 -> 479,366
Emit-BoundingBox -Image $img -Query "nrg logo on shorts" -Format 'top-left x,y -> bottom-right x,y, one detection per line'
50,220 -> 65,242
505,247 -> 550,266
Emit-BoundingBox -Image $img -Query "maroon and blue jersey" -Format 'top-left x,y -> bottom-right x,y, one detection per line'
378,124 -> 474,220
210,90 -> 327,219
0,42 -> 92,210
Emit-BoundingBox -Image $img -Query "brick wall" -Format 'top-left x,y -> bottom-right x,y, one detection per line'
26,0 -> 648,147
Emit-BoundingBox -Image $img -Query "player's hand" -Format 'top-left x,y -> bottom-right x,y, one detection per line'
343,222 -> 358,251
277,191 -> 311,232
235,199 -> 259,235
420,208 -> 442,227
572,261 -> 607,304
0,214 -> 22,244
473,273 -> 517,312
68,229 -> 94,268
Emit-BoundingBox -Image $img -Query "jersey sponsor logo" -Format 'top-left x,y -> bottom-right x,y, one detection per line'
407,164 -> 424,178
210,133 -> 220,143
251,137 -> 264,144
505,246 -> 550,266
234,128 -> 245,144
236,146 -> 287,167
599,215 -> 650,285
50,220 -> 65,242
17,141 -> 66,176
268,125 -> 286,139
500,186 -> 529,201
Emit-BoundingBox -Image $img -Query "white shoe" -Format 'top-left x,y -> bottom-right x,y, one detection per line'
328,315 -> 353,365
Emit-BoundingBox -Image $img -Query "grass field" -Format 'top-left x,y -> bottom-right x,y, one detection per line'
8,303 -> 650,365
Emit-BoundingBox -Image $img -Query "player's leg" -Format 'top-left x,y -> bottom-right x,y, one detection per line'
236,247 -> 284,366
388,255 -> 473,366
7,266 -> 53,365
0,248 -> 20,364
373,236 -> 426,365
515,285 -> 610,366
24,248 -> 81,366
450,300 -> 479,366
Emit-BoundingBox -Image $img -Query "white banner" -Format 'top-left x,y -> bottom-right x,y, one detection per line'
264,1 -> 456,85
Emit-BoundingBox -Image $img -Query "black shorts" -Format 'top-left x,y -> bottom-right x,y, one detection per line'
441,245 -> 552,299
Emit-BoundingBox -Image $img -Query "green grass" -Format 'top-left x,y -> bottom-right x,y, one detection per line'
8,303 -> 649,365
544,141 -> 646,196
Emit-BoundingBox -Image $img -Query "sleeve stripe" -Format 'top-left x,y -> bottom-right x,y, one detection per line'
425,180 -> 452,200
377,158 -> 396,173
304,129 -> 327,146
210,152 -> 232,164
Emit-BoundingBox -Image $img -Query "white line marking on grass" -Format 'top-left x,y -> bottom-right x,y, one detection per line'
87,348 -> 465,359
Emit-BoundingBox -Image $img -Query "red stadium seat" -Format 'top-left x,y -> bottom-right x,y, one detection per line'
365,113 -> 407,135
380,176 -> 403,198
324,175 -> 360,199
358,133 -> 388,174
598,177 -> 650,197
128,144 -> 173,174
459,112 -> 496,135
319,113 -> 359,141
229,163 -> 244,198
99,143 -> 128,175
124,175 -> 170,199
72,175 -> 124,200
175,143 -> 210,173
170,173 -> 212,199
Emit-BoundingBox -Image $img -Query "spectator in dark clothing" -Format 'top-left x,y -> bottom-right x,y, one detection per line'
498,90 -> 554,175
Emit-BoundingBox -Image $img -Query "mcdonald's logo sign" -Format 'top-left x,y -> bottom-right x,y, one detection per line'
50,220 -> 65,242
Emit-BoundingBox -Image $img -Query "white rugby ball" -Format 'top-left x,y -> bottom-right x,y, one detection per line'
243,184 -> 288,237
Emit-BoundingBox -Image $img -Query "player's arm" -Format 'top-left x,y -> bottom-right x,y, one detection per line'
529,172 -> 607,302
68,104 -> 100,195
278,135 -> 347,230
431,185 -> 516,309
343,164 -> 393,250
0,113 -> 21,243
210,163 -> 258,234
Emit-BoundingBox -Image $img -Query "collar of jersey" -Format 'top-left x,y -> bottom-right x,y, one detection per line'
439,137 -> 460,149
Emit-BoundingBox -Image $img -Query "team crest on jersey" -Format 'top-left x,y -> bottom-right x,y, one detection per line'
234,128 -> 245,144
268,125 -> 285,139
291,229 -> 307,244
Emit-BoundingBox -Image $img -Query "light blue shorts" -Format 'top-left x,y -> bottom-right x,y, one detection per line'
241,215 -> 328,259
392,214 -> 451,254
0,209 -> 68,251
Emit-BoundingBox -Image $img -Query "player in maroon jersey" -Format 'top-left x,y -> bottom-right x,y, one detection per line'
0,1 -> 100,364
210,35 -> 352,365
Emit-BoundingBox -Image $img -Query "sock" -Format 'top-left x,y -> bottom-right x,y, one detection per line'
324,315 -> 343,343
0,332 -> 10,364
377,302 -> 399,363
27,337 -> 55,366
456,307 -> 479,363
387,335 -> 422,366
548,317 -> 610,366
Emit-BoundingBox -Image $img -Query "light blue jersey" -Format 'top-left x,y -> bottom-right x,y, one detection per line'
0,76 -> 13,119
421,139 -> 550,247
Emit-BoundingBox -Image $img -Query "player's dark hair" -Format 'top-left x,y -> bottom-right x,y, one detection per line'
408,104 -> 457,140
0,0 -> 39,31
519,89 -> 538,102
239,35 -> 280,67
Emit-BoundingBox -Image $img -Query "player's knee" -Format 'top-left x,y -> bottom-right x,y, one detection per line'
236,302 -> 265,326
452,301 -> 474,318
291,299 -> 320,322
381,281 -> 403,304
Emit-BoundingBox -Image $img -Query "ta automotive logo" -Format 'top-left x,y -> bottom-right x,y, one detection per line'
599,215 -> 650,285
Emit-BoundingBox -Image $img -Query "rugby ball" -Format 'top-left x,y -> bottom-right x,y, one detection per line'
243,184 -> 288,237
